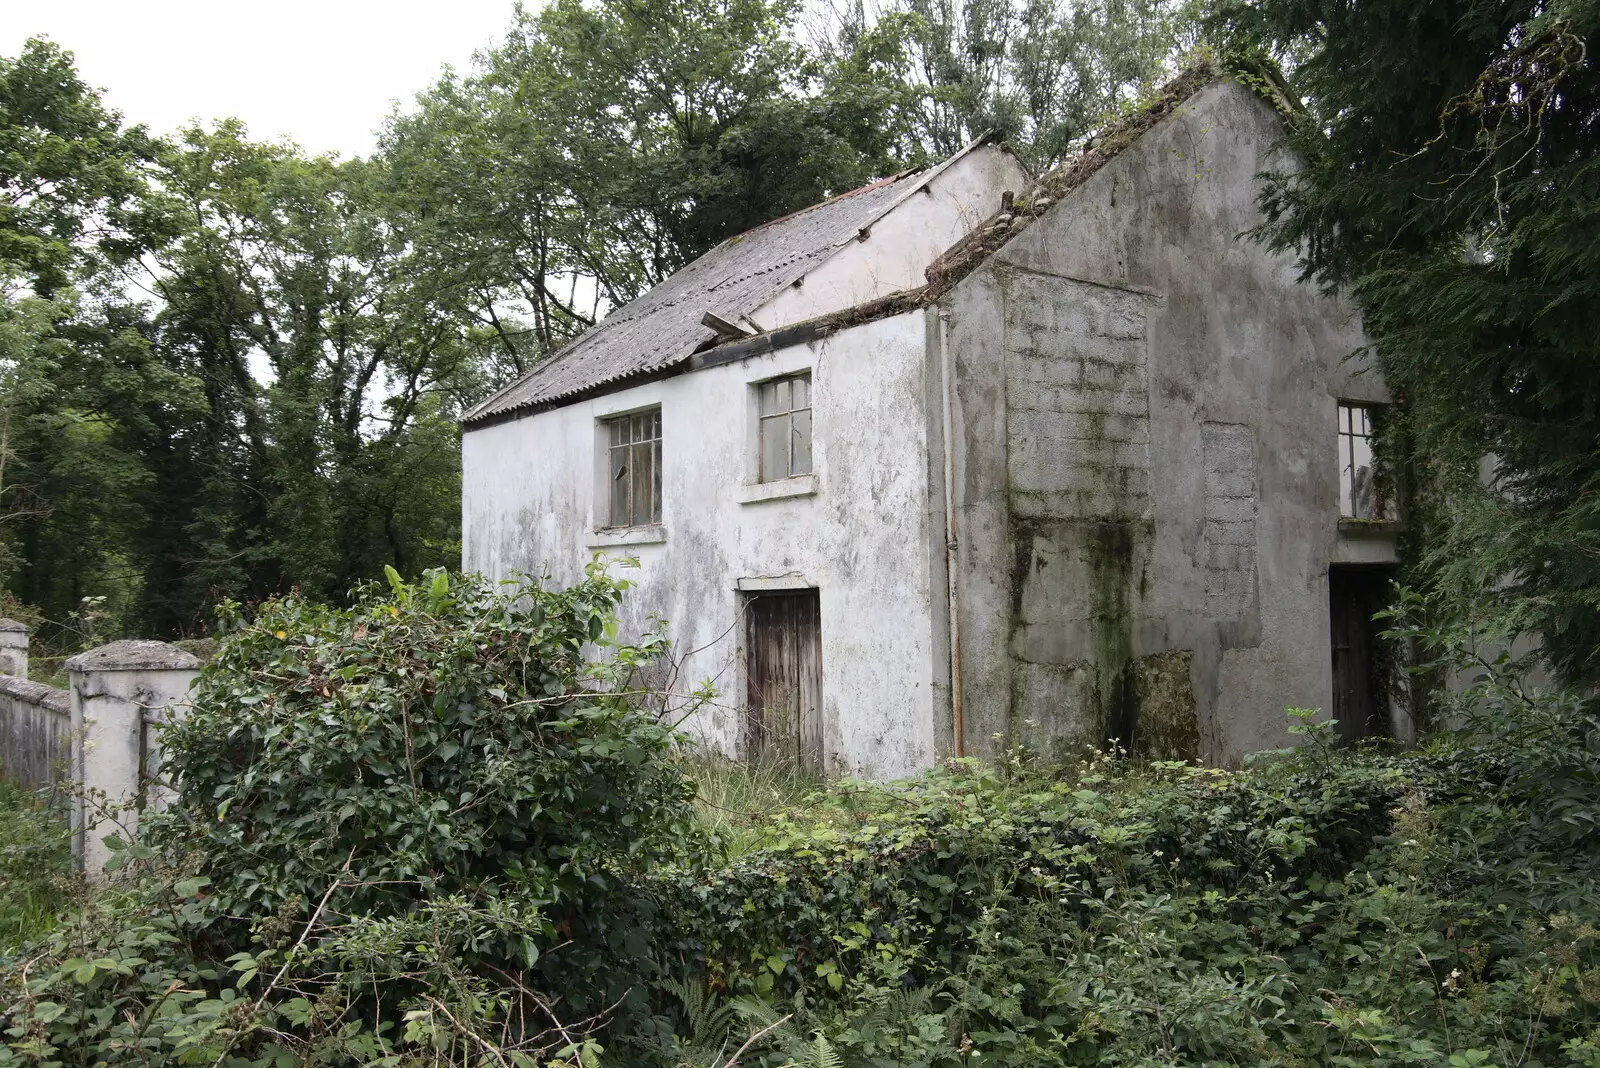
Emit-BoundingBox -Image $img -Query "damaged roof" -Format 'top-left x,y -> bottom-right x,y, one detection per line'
463,59 -> 1285,428
706,60 -> 1286,341
462,167 -> 930,426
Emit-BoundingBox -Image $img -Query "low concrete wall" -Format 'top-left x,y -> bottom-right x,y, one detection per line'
0,672 -> 70,788
0,618 -> 70,789
0,621 -> 202,878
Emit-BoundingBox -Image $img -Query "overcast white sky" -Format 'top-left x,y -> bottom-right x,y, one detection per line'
3,0 -> 525,159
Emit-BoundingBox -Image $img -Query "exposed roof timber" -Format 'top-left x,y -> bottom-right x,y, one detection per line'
701,311 -> 752,338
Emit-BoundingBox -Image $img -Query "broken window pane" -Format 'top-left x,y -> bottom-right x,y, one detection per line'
604,408 -> 662,526
632,440 -> 652,525
1338,402 -> 1390,520
610,451 -> 630,527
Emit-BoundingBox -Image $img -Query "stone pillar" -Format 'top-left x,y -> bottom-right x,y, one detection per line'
66,640 -> 201,877
0,619 -> 28,679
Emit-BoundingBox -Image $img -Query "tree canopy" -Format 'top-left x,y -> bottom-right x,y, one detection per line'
0,0 -> 1193,647
1216,0 -> 1600,682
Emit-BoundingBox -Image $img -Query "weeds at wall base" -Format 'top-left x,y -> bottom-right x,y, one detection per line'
0,780 -> 74,954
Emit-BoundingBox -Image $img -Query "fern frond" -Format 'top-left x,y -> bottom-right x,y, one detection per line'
804,1033 -> 843,1068
730,994 -> 785,1030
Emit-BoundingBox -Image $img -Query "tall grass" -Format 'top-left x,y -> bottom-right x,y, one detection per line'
0,779 -> 75,951
677,753 -> 825,857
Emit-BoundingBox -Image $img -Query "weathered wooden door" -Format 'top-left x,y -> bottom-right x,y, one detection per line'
1329,565 -> 1394,742
744,590 -> 823,771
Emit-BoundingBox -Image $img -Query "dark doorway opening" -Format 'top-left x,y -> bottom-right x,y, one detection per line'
744,588 -> 824,772
1329,564 -> 1397,742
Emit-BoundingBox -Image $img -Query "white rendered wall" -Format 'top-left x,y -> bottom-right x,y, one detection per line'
749,146 -> 1028,330
463,313 -> 940,779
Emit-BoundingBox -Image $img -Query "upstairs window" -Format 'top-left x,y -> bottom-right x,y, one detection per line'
758,373 -> 812,482
606,408 -> 661,527
1338,402 -> 1393,520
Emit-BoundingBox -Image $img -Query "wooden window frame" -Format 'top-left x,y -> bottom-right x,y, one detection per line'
603,408 -> 662,529
757,372 -> 813,483
1337,402 -> 1391,521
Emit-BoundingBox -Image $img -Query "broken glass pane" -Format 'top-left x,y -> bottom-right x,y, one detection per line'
632,441 -> 652,524
791,408 -> 812,475
610,449 -> 629,526
1338,403 -> 1385,520
760,414 -> 787,482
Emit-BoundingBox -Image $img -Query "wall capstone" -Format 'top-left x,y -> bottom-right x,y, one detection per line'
63,639 -> 202,674
0,618 -> 29,679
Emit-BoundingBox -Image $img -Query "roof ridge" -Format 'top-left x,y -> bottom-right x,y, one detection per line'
719,166 -> 926,244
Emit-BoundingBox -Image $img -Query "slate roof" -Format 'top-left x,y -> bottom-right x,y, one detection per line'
462,168 -> 929,425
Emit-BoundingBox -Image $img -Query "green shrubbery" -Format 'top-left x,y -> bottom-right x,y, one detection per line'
2,568 -> 1599,1066
0,566 -> 699,1065
653,729 -> 1600,1066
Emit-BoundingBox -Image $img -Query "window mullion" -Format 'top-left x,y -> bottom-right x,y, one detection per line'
784,411 -> 794,478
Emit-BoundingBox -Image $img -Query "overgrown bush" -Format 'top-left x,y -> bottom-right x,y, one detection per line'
0,565 -> 700,1065
152,564 -> 695,922
643,687 -> 1600,1066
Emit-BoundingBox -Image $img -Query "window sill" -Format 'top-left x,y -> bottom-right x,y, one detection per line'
1337,517 -> 1406,537
738,474 -> 819,504
588,525 -> 667,549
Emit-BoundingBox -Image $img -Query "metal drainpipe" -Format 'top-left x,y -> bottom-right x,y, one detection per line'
938,309 -> 965,758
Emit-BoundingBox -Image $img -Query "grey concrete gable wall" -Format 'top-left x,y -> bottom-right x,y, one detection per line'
941,80 -> 1383,764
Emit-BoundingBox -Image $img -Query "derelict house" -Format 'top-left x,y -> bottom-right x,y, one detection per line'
460,66 -> 1404,779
